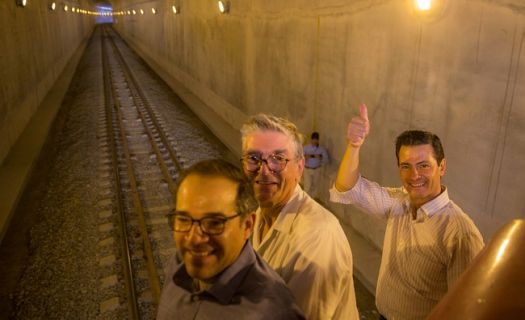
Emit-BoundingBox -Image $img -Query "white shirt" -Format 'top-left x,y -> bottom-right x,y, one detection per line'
304,144 -> 329,169
330,176 -> 484,320
253,185 -> 359,320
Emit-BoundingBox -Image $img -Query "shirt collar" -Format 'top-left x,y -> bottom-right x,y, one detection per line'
402,186 -> 450,221
269,184 -> 304,234
172,240 -> 255,304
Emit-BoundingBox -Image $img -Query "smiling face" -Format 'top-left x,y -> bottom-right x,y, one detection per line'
398,144 -> 446,209
175,174 -> 254,284
242,130 -> 304,209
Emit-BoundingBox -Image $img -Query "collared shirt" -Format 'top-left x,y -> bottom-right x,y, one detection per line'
253,185 -> 359,320
303,144 -> 329,169
156,241 -> 305,320
330,175 -> 485,320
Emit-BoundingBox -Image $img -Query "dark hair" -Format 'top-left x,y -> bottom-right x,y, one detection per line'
395,130 -> 445,164
311,132 -> 319,140
175,159 -> 258,217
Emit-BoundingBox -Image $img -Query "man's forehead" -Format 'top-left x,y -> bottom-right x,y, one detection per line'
245,148 -> 288,155
399,144 -> 437,161
244,130 -> 293,152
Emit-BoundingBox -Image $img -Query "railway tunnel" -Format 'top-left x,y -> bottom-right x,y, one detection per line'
0,0 -> 524,319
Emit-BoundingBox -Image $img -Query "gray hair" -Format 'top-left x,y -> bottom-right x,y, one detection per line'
241,113 -> 304,160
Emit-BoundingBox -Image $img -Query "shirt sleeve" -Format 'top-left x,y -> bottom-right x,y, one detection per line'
329,175 -> 401,219
285,226 -> 359,320
447,231 -> 485,288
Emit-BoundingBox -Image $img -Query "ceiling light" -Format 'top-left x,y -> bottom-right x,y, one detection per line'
218,1 -> 229,14
15,0 -> 28,7
415,0 -> 432,11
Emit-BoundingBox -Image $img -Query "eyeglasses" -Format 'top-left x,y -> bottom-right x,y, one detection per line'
167,212 -> 241,235
241,154 -> 290,173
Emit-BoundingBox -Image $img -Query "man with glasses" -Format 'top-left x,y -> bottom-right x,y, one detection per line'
240,114 -> 359,320
157,159 -> 304,320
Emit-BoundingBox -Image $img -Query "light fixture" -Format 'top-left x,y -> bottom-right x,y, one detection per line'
415,0 -> 432,11
218,1 -> 229,14
132,9 -> 136,15
127,10 -> 131,15
64,4 -> 68,11
15,0 -> 28,7
140,9 -> 144,15
172,5 -> 179,14
49,2 -> 56,10
411,0 -> 448,20
151,7 -> 157,14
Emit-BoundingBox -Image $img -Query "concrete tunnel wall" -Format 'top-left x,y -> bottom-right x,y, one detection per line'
0,1 -> 95,241
0,0 -> 95,165
112,0 -> 525,252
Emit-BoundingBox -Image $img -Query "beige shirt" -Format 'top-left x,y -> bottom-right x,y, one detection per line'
330,175 -> 484,320
253,185 -> 359,320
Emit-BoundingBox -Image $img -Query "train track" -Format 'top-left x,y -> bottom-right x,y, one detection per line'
97,25 -> 186,319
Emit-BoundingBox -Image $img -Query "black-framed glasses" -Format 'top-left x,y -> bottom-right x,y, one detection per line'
166,212 -> 241,235
241,154 -> 290,173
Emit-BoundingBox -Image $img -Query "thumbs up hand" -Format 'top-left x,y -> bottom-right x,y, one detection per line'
347,103 -> 370,147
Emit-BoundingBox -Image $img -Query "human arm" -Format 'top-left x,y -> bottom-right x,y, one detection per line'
335,103 -> 369,192
447,231 -> 485,288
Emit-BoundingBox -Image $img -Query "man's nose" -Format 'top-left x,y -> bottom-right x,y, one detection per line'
410,166 -> 420,177
259,160 -> 273,174
186,222 -> 208,243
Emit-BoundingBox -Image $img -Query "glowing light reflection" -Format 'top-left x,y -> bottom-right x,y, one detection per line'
416,0 -> 432,11
495,239 -> 510,263
218,1 -> 226,13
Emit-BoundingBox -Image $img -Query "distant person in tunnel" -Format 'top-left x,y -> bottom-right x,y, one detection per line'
157,159 -> 304,320
303,131 -> 329,200
330,103 -> 485,320
240,114 -> 359,320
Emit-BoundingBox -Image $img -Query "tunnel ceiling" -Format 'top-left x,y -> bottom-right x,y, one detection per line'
91,0 -> 112,7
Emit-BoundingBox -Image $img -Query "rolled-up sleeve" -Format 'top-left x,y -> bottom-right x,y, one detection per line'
330,175 -> 400,219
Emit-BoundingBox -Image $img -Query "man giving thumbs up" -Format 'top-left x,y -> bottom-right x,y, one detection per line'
330,104 -> 484,320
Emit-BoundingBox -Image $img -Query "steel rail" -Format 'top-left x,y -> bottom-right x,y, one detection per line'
106,36 -> 179,199
106,29 -> 184,189
101,29 -> 140,320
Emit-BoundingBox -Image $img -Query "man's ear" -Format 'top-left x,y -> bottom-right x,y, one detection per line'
243,212 -> 256,239
297,156 -> 305,177
439,158 -> 446,176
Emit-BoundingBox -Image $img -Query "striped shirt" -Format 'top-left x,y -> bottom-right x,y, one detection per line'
330,175 -> 484,320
